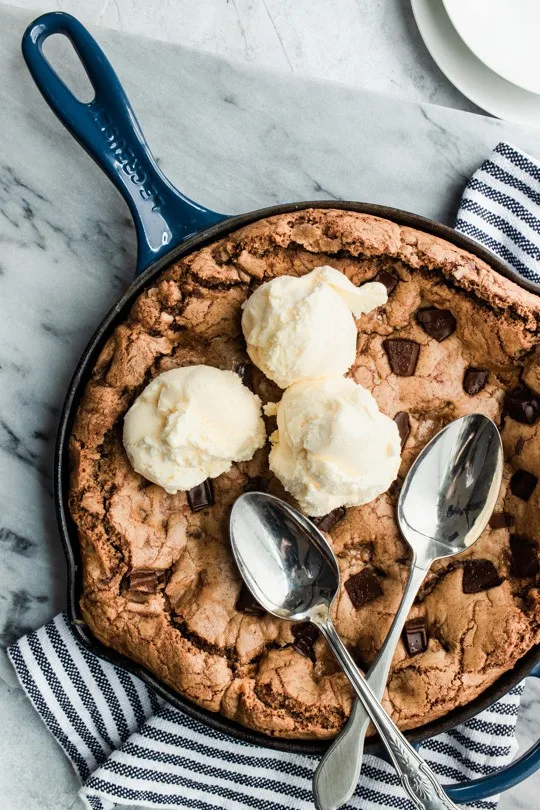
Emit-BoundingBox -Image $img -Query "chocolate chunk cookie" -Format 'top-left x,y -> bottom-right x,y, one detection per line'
70,209 -> 540,740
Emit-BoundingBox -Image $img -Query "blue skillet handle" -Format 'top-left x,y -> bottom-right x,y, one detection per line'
22,12 -> 228,277
442,662 -> 540,803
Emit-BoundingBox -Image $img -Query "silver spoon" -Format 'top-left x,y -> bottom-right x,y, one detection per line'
230,413 -> 502,810
313,413 -> 503,810
230,495 -> 458,810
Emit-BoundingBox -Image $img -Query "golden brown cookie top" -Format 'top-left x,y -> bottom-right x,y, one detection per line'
70,209 -> 540,739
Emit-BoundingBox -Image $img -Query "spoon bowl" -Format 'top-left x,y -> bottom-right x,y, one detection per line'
398,413 -> 503,563
230,493 -> 339,622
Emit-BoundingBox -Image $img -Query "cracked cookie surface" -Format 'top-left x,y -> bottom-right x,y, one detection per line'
70,209 -> 540,739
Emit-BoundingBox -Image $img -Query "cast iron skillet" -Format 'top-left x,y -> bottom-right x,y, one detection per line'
22,12 -> 540,803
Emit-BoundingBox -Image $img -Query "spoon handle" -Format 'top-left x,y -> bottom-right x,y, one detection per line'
314,561 -> 429,810
317,616 -> 459,810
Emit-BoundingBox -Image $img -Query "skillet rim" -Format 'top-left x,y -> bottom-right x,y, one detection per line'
56,199 -> 540,756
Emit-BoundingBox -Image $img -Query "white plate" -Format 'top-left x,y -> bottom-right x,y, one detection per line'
411,0 -> 540,127
443,0 -> 540,96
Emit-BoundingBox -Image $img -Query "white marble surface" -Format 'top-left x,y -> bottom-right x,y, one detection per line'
12,0 -> 481,114
0,2 -> 538,809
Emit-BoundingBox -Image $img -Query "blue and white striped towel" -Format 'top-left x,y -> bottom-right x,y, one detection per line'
457,141 -> 540,284
7,142 -> 540,810
7,615 -> 524,810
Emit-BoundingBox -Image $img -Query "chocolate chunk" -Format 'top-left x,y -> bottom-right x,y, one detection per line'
393,411 -> 410,449
291,636 -> 316,662
515,436 -> 525,456
504,386 -> 540,426
416,308 -> 456,342
372,269 -> 398,295
235,584 -> 266,616
403,618 -> 428,656
292,622 -> 318,643
463,367 -> 489,396
345,569 -> 383,609
312,506 -> 346,533
510,469 -> 538,501
291,622 -> 319,662
383,339 -> 420,376
489,511 -> 515,530
187,479 -> 215,512
510,535 -> 539,578
244,476 -> 268,494
462,559 -> 503,594
129,569 -> 162,594
235,362 -> 254,391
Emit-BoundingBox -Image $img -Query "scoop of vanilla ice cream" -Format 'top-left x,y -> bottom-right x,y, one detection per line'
241,266 -> 387,389
123,365 -> 266,493
267,377 -> 401,516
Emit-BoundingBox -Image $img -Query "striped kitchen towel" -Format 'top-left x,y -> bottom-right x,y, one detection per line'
456,141 -> 540,284
8,614 -> 524,810
7,140 -> 540,810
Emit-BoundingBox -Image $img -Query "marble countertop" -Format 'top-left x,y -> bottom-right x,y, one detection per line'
0,2 -> 538,809
13,0 -> 481,114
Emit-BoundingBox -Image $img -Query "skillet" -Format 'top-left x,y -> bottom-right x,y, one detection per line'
21,12 -> 540,803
